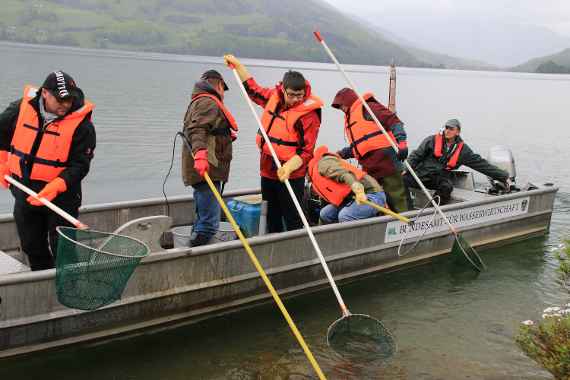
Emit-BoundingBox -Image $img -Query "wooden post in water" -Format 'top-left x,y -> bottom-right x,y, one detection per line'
388,61 -> 397,113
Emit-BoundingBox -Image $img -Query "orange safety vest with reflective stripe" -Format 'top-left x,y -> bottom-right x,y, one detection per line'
7,85 -> 94,182
191,93 -> 239,140
256,92 -> 323,161
433,133 -> 464,170
308,146 -> 366,207
344,93 -> 396,159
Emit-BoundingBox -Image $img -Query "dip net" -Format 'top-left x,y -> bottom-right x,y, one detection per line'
55,226 -> 150,311
451,233 -> 486,272
327,314 -> 396,362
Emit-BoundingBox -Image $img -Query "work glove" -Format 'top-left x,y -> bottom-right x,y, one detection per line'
193,149 -> 209,177
277,155 -> 303,182
336,147 -> 353,160
27,177 -> 67,206
351,182 -> 367,205
396,140 -> 408,161
223,54 -> 251,81
0,150 -> 9,189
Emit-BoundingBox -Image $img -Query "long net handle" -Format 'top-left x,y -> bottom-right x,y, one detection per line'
228,67 -> 350,316
185,145 -> 326,379
4,175 -> 88,229
313,31 -> 458,237
361,199 -> 411,224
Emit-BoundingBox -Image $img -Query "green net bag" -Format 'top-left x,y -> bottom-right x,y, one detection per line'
55,226 -> 150,311
327,314 -> 396,362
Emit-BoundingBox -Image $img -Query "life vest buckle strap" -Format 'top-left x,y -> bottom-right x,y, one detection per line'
11,147 -> 68,168
268,136 -> 299,147
268,111 -> 285,121
349,130 -> 383,149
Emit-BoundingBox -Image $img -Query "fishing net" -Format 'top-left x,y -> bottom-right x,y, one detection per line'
327,314 -> 396,362
55,226 -> 150,311
451,234 -> 486,272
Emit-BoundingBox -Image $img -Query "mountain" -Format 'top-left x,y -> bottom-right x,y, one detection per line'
321,1 -> 570,68
0,0 -> 496,69
512,48 -> 570,73
361,21 -> 498,71
0,0 -> 435,67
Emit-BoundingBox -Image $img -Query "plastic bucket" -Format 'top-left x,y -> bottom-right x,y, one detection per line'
171,225 -> 192,248
211,222 -> 237,243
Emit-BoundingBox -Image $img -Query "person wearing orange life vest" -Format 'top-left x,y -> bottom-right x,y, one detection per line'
182,70 -> 237,247
403,119 -> 509,205
308,146 -> 386,224
332,88 -> 409,213
224,54 -> 323,233
0,71 -> 96,271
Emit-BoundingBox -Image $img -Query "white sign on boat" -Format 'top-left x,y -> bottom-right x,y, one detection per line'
384,196 -> 531,243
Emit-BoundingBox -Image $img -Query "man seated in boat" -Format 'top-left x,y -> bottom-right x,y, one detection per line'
308,145 -> 386,223
403,119 -> 510,205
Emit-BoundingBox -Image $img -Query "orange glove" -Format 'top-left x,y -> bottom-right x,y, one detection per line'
193,149 -> 209,177
27,177 -> 67,206
0,150 -> 9,189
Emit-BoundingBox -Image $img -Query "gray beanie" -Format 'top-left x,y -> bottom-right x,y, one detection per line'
444,118 -> 461,130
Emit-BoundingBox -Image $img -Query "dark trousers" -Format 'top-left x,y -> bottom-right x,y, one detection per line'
13,200 -> 79,271
261,177 -> 304,233
403,173 -> 454,206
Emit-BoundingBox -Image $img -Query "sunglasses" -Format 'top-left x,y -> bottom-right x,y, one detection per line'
445,125 -> 459,131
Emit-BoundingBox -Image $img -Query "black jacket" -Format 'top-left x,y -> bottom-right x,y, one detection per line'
407,134 -> 508,181
0,88 -> 96,206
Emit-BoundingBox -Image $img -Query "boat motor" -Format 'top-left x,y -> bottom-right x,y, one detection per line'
486,145 -> 518,194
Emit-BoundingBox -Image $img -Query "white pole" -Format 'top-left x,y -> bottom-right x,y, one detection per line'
313,31 -> 458,236
5,175 -> 88,229
229,67 -> 350,316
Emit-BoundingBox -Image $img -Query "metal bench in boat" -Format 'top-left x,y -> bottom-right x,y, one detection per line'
110,215 -> 172,253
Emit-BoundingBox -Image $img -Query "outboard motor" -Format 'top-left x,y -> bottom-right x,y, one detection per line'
486,145 -> 518,194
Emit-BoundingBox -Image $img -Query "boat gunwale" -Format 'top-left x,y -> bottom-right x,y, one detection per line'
0,186 -> 556,290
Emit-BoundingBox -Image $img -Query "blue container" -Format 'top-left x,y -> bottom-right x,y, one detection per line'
226,198 -> 261,237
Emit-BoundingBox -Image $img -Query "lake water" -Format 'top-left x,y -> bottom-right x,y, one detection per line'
0,42 -> 569,379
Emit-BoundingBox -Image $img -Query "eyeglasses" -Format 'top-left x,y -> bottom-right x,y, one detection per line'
284,91 -> 305,100
445,125 -> 459,131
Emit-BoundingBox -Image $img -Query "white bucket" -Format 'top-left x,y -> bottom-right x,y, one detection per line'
171,225 -> 192,248
171,222 -> 237,248
211,222 -> 237,243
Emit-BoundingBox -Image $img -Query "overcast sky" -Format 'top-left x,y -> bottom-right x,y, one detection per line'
322,0 -> 570,37
321,0 -> 570,65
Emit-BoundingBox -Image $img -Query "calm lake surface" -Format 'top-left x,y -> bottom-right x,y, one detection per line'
0,42 -> 569,379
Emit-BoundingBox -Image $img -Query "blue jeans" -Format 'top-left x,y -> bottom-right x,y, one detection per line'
192,181 -> 221,238
320,191 -> 386,224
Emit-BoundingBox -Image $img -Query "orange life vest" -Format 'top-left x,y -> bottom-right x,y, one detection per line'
7,85 -> 94,182
344,93 -> 396,159
308,146 -> 366,207
191,93 -> 239,140
256,92 -> 323,161
433,133 -> 464,170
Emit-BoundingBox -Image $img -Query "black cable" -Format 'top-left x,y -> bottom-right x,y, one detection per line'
162,132 -> 193,217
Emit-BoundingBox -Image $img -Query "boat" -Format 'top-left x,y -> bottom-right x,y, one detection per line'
0,64 -> 558,358
0,176 -> 558,358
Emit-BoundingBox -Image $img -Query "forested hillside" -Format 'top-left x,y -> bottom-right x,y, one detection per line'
1,0 -> 440,67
